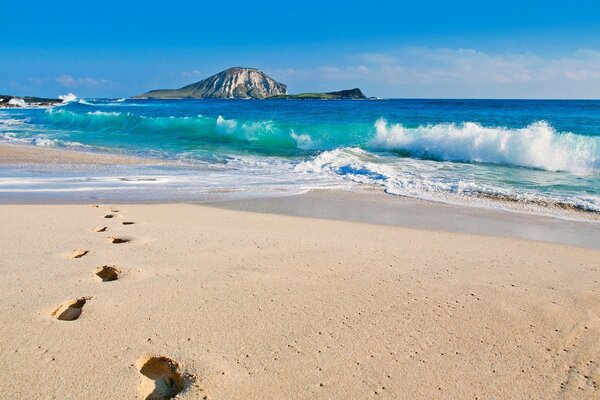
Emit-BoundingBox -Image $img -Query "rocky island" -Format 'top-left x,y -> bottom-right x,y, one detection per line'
135,67 -> 287,99
269,88 -> 367,100
135,67 -> 368,100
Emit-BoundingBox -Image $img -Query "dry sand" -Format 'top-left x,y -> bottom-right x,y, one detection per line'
0,203 -> 599,399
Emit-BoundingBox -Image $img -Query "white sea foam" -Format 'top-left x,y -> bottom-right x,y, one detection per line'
216,115 -> 237,134
295,147 -> 600,213
86,111 -> 122,116
240,120 -> 274,140
0,132 -> 85,148
290,131 -> 315,150
0,118 -> 28,126
59,93 -> 78,103
371,119 -> 599,174
8,98 -> 26,107
216,116 -> 277,141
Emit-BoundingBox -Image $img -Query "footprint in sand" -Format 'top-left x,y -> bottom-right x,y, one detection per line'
122,221 -> 135,225
95,266 -> 120,282
137,356 -> 189,400
69,249 -> 89,259
51,297 -> 90,321
92,226 -> 108,232
109,236 -> 130,244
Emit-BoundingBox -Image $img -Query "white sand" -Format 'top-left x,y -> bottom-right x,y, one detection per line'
0,143 -> 154,165
1,203 -> 599,399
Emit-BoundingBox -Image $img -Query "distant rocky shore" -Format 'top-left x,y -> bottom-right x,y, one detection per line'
269,88 -> 367,100
0,95 -> 62,108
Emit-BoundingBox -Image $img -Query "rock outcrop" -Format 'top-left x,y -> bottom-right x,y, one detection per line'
136,67 -> 287,99
0,95 -> 61,108
270,88 -> 367,100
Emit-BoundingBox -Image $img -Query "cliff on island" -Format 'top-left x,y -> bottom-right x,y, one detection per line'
135,67 -> 287,99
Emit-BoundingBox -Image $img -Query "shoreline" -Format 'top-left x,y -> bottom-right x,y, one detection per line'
1,144 -> 600,398
207,189 -> 600,250
0,142 -> 161,165
0,142 -> 599,249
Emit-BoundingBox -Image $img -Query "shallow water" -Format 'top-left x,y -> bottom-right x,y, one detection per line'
0,98 -> 598,215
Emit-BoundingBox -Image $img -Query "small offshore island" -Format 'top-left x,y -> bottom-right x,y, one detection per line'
135,67 -> 368,100
270,88 -> 367,100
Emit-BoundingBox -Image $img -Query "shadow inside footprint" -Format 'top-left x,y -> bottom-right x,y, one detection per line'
104,214 -> 115,219
93,226 -> 107,232
122,221 -> 135,225
95,266 -> 120,282
51,298 -> 89,321
69,249 -> 89,259
109,236 -> 130,244
137,356 -> 186,400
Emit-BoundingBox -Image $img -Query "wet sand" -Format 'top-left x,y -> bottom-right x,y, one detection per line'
208,189 -> 600,249
0,143 -> 152,165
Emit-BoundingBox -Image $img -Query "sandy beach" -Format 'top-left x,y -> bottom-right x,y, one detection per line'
3,2 -> 600,398
0,195 -> 599,399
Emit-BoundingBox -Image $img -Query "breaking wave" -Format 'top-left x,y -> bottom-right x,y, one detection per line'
33,108 -> 600,175
370,119 -> 599,174
58,93 -> 77,103
42,109 -> 299,152
2,98 -> 600,217
295,147 -> 600,212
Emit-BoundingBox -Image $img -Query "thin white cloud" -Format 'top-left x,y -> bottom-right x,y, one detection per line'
55,75 -> 111,88
274,47 -> 600,98
180,70 -> 203,78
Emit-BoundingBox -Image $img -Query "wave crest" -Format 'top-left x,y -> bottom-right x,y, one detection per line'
295,147 -> 600,212
58,93 -> 77,103
371,119 -> 599,174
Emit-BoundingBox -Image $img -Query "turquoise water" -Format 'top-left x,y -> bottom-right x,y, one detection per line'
0,98 -> 599,213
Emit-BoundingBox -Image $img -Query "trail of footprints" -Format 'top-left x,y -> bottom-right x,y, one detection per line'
52,205 -> 192,399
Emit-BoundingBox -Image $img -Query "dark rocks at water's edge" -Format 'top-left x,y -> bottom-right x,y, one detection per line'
135,67 -> 287,99
269,88 -> 368,100
0,94 -> 62,108
325,88 -> 368,99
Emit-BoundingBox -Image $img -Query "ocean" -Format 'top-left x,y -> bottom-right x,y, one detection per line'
0,98 -> 599,217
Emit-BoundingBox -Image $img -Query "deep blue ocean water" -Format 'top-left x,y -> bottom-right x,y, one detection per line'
0,98 -> 598,214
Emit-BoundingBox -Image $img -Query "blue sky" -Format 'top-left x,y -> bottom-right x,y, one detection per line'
2,0 -> 600,98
